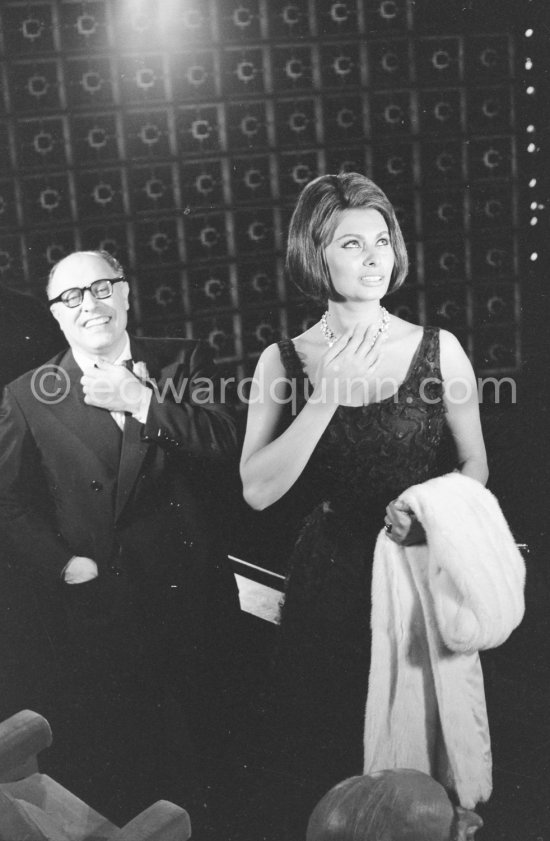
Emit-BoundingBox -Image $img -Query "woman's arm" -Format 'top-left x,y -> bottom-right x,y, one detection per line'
241,323 -> 388,509
385,328 -> 489,544
440,329 -> 488,485
240,343 -> 337,510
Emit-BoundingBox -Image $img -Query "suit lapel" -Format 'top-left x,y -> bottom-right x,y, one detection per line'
55,350 -> 123,472
115,415 -> 149,520
114,338 -> 156,521
129,337 -> 163,382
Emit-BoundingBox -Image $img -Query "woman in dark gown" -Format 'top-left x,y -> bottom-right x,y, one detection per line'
240,173 -> 488,809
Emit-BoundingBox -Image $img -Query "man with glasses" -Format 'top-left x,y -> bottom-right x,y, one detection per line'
0,250 -> 241,804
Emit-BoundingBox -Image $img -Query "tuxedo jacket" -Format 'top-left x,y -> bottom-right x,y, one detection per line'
0,336 -> 240,641
0,284 -> 66,390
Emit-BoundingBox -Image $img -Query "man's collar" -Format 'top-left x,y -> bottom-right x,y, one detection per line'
72,332 -> 131,373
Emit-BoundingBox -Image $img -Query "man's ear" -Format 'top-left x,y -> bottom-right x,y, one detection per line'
122,280 -> 130,311
50,305 -> 62,326
454,807 -> 483,839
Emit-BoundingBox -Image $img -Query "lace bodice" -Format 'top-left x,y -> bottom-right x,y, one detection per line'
277,327 -> 447,530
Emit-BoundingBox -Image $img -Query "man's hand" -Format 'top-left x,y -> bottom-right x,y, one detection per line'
63,556 -> 98,584
81,360 -> 148,414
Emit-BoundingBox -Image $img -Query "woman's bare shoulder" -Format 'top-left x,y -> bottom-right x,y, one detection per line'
293,320 -> 323,346
438,327 -> 467,358
388,314 -> 423,341
256,340 -> 285,372
292,321 -> 325,361
391,320 -> 464,353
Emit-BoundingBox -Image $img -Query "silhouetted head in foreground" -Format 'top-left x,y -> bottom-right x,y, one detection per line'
306,770 -> 483,841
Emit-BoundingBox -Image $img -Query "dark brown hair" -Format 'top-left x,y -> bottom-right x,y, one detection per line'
286,172 -> 408,304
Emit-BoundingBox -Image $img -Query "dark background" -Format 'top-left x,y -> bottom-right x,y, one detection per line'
0,0 -> 546,381
1,0 -> 548,568
0,1 -> 549,839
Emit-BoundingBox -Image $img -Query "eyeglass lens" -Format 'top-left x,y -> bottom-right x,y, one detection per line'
62,279 -> 114,307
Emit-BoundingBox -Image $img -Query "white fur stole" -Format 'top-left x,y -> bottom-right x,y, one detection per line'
363,473 -> 526,808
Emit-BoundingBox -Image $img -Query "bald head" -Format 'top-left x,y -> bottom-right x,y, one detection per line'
47,250 -> 123,297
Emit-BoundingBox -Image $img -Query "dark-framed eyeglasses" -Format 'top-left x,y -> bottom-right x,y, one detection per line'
48,277 -> 125,309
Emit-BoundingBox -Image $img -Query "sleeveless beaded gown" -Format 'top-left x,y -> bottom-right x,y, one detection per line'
268,326 -> 449,790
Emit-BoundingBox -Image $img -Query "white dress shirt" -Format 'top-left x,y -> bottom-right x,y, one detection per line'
72,333 -> 152,430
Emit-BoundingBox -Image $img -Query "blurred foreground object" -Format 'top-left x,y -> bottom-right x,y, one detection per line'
306,769 -> 483,841
0,709 -> 191,841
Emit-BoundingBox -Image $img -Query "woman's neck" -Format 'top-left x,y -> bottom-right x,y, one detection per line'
325,301 -> 385,335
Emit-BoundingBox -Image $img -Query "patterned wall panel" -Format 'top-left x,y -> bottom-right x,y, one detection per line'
0,0 -> 532,384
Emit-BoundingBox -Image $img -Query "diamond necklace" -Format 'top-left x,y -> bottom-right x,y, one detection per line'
319,307 -> 390,348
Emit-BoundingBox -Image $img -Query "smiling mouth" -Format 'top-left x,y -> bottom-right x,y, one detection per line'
83,316 -> 110,328
360,275 -> 383,282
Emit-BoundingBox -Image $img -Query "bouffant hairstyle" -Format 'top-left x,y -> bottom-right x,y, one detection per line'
285,172 -> 408,304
